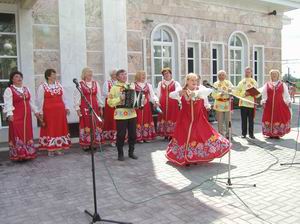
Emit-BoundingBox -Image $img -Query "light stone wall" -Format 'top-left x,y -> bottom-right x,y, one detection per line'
32,0 -> 60,89
126,0 -> 283,87
85,0 -> 104,85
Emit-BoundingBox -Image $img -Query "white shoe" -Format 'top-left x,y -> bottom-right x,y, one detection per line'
48,151 -> 55,157
56,150 -> 64,156
110,143 -> 116,147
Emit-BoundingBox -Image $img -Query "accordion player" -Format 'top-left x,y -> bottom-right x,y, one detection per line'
117,88 -> 145,109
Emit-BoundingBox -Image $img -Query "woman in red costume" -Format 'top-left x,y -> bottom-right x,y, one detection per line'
166,73 -> 230,166
156,68 -> 181,140
37,69 -> 71,156
262,69 -> 291,138
134,71 -> 159,143
101,69 -> 117,146
74,67 -> 103,150
3,71 -> 39,161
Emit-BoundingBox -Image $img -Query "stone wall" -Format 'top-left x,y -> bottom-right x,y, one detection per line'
127,0 -> 283,86
32,0 -> 60,89
85,0 -> 104,85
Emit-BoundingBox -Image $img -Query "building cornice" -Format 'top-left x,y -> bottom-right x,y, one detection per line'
259,0 -> 300,10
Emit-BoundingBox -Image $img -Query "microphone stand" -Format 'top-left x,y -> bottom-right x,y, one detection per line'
74,80 -> 132,224
204,84 -> 256,195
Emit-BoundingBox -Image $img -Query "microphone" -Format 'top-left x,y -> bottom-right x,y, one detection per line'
204,82 -> 213,88
73,78 -> 79,87
285,80 -> 294,85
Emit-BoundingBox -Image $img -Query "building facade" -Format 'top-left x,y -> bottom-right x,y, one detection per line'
0,0 -> 299,142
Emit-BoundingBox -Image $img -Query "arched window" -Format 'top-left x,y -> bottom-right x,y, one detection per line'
151,25 -> 179,87
228,32 -> 249,85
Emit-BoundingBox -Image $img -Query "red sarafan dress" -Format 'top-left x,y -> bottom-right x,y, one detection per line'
262,81 -> 291,137
38,82 -> 71,151
135,82 -> 156,142
4,86 -> 37,161
157,80 -> 180,138
166,92 -> 230,166
78,81 -> 102,146
102,80 -> 116,143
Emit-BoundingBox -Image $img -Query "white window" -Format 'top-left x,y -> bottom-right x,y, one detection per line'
186,41 -> 200,74
151,24 -> 180,87
152,28 -> 174,87
0,12 -> 18,127
211,43 -> 224,83
253,46 -> 264,87
228,32 -> 249,86
229,35 -> 243,85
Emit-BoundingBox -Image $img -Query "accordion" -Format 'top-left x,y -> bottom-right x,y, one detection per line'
117,89 -> 145,109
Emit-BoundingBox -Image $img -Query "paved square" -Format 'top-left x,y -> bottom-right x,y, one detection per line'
0,101 -> 299,224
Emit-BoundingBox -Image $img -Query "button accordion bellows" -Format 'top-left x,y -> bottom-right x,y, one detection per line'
117,89 -> 145,108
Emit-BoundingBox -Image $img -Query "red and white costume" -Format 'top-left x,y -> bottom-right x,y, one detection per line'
37,82 -> 71,151
3,85 -> 37,161
166,88 -> 230,166
101,79 -> 117,144
74,80 -> 103,147
156,79 -> 181,138
261,81 -> 291,137
135,82 -> 158,142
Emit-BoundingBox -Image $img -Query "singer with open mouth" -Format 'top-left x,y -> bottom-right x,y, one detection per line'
261,69 -> 291,139
74,67 -> 103,151
156,67 -> 182,141
165,73 -> 230,166
134,70 -> 159,143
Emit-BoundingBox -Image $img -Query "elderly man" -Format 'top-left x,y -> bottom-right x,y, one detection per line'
212,70 -> 234,139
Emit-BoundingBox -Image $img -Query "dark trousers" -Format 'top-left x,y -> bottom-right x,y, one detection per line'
240,107 -> 254,136
116,118 -> 136,156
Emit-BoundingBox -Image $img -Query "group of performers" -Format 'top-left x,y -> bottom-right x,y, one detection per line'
3,66 -> 292,166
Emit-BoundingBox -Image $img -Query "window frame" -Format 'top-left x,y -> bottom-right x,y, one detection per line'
210,41 -> 224,84
252,45 -> 264,87
150,24 -> 181,88
228,32 -> 249,86
0,7 -> 19,128
185,40 -> 201,75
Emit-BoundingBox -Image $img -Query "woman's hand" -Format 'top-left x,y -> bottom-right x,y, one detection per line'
153,102 -> 160,108
7,115 -> 13,122
179,90 -> 187,97
34,113 -> 40,119
99,107 -> 103,117
76,110 -> 82,117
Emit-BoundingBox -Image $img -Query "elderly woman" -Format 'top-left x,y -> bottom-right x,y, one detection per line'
156,67 -> 182,140
3,71 -> 39,161
37,69 -> 71,156
262,69 -> 291,138
212,70 -> 234,139
166,73 -> 230,166
134,70 -> 159,143
74,67 -> 103,150
101,69 -> 117,146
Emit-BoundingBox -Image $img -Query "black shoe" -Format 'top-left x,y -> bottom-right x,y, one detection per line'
118,155 -> 125,161
129,153 -> 138,159
249,135 -> 255,139
241,135 -> 246,138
